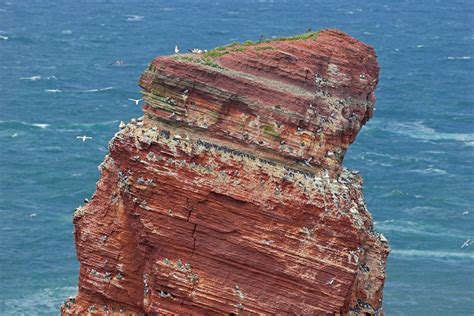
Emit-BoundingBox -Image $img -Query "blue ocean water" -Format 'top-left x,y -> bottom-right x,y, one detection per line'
0,0 -> 472,314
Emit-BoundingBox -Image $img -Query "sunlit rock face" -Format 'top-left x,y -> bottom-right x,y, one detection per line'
63,29 -> 389,316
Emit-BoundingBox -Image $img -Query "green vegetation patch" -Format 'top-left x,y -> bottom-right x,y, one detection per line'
203,31 -> 319,59
255,46 -> 275,51
175,31 -> 320,69
262,124 -> 281,138
175,55 -> 223,69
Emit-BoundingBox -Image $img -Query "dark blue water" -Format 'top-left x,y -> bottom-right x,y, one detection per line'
1,0 -> 472,314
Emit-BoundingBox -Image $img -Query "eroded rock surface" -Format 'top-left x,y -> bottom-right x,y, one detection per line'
63,29 -> 389,315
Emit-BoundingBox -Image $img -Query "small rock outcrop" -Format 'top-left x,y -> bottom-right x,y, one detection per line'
63,29 -> 389,315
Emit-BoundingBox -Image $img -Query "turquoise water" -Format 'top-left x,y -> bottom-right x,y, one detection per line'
0,0 -> 472,314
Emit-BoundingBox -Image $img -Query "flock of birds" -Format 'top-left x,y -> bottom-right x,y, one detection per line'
49,53 -> 474,255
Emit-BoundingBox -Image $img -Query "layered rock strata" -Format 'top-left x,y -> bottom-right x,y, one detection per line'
63,29 -> 389,315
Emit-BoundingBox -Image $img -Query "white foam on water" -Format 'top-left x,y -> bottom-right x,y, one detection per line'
2,286 -> 77,315
44,89 -> 62,93
81,86 -> 114,93
72,120 -> 119,127
447,56 -> 472,60
62,29 -> 72,34
20,75 -> 42,81
0,35 -> 9,40
391,249 -> 474,260
384,121 -> 474,146
126,15 -> 144,22
31,123 -> 50,129
411,166 -> 449,176
376,220 -> 466,239
0,121 -> 50,129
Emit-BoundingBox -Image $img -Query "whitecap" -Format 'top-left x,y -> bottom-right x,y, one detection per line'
126,15 -> 144,22
0,35 -> 9,40
81,86 -> 114,93
446,56 -> 471,60
411,167 -> 448,176
383,121 -> 474,146
391,249 -> 474,260
72,120 -> 118,127
2,286 -> 77,314
376,220 -> 465,239
416,44 -> 424,48
0,120 -> 50,129
62,29 -> 73,34
31,123 -> 50,129
45,89 -> 62,93
20,75 -> 42,81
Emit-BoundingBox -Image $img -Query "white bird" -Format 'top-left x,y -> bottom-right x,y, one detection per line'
327,278 -> 335,285
461,239 -> 473,249
128,98 -> 142,105
77,135 -> 93,142
174,45 -> 179,54
189,48 -> 204,54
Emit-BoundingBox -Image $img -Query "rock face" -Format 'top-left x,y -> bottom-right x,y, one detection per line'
63,29 -> 389,315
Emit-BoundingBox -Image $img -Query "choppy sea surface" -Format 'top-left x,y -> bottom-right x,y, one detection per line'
0,0 -> 473,314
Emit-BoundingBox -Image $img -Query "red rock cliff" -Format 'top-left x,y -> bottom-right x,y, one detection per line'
62,29 -> 389,315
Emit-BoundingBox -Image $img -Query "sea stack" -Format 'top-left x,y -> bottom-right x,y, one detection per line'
63,29 -> 389,315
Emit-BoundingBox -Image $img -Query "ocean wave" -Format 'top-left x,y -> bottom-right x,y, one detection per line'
375,220 -> 466,239
20,75 -> 56,81
71,120 -> 119,127
0,35 -> 9,40
0,121 -> 50,129
80,86 -> 114,93
446,56 -> 472,60
20,75 -> 42,81
391,249 -> 474,260
410,166 -> 449,176
126,15 -> 144,22
1,286 -> 77,315
383,121 -> 474,145
44,89 -> 62,93
31,123 -> 50,129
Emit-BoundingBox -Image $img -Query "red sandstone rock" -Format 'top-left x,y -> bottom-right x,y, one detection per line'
62,29 -> 389,315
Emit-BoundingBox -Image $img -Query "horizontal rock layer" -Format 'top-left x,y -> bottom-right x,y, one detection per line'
63,29 -> 389,315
